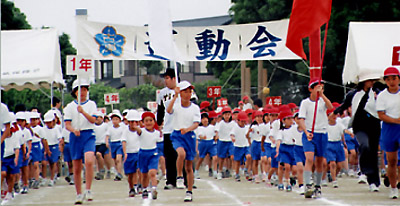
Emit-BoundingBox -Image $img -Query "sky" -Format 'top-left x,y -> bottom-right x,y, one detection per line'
13,0 -> 232,47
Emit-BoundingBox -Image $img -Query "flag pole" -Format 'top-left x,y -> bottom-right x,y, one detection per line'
311,23 -> 329,134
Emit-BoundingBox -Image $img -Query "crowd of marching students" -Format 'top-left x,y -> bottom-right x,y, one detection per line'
1,66 -> 400,204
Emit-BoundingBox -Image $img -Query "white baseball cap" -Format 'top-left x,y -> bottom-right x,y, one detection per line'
30,111 -> 41,119
43,111 -> 55,122
72,79 -> 90,90
15,112 -> 27,121
110,112 -> 122,120
126,110 -> 141,121
177,81 -> 194,91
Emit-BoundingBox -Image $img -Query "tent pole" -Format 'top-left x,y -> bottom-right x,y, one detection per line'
51,82 -> 54,109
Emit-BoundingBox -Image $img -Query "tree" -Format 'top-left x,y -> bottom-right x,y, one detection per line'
59,33 -> 77,90
139,60 -> 164,75
1,0 -> 31,30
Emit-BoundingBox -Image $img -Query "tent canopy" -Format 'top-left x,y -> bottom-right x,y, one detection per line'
1,28 -> 64,91
343,22 -> 400,84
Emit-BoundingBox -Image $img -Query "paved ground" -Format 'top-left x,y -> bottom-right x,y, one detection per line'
3,169 -> 400,206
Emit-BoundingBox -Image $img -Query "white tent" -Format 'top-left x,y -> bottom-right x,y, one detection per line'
1,28 -> 64,91
343,22 -> 400,84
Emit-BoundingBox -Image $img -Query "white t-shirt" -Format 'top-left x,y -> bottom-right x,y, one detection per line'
106,125 -> 125,142
94,123 -> 109,145
299,97 -> 328,133
243,103 -> 252,110
170,102 -> 201,131
43,126 -> 62,145
23,127 -> 33,143
121,129 -> 140,153
3,132 -> 20,158
351,89 -> 378,119
293,126 -> 304,146
276,126 -> 296,145
15,125 -> 25,146
1,103 -> 11,130
338,116 -> 351,129
327,122 -> 345,142
139,128 -> 160,150
269,120 -> 280,148
62,128 -> 71,143
157,87 -> 179,134
376,88 -> 400,119
259,122 -> 271,143
215,121 -> 234,142
31,125 -> 45,143
230,123 -> 249,147
64,100 -> 97,130
249,124 -> 262,142
197,125 -> 216,141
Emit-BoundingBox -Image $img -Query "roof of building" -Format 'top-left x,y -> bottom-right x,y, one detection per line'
172,15 -> 232,27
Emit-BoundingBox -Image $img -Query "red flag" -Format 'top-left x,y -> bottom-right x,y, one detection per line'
286,0 -> 332,61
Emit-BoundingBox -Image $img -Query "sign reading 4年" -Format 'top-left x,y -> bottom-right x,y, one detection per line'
207,86 -> 222,98
104,93 -> 120,105
66,55 -> 94,77
266,96 -> 282,107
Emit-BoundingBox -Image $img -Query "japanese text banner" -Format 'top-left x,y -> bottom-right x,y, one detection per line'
76,18 -> 300,61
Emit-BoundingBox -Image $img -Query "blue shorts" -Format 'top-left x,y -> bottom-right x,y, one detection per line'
198,139 -> 217,158
251,141 -> 262,160
70,130 -> 96,160
18,146 -> 24,168
63,142 -> 72,162
46,144 -> 60,164
233,146 -> 249,163
110,141 -> 123,159
262,142 -> 272,158
138,149 -> 159,173
157,142 -> 164,157
20,151 -> 30,167
171,130 -> 196,161
326,141 -> 346,163
279,144 -> 295,166
31,142 -> 43,163
380,122 -> 400,152
2,155 -> 19,174
294,145 -> 306,164
217,141 -> 234,158
95,144 -> 110,156
302,132 -> 328,157
124,152 -> 139,175
345,133 -> 358,151
270,148 -> 279,168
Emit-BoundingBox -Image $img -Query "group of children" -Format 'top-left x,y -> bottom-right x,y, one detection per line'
1,66 -> 399,204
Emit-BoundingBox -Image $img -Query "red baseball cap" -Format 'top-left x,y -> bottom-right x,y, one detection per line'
233,108 -> 241,113
243,96 -> 249,100
254,110 -> 263,117
245,109 -> 253,115
200,101 -> 211,110
384,67 -> 400,77
279,109 -> 293,120
208,111 -> 218,119
288,103 -> 297,109
221,106 -> 232,114
237,111 -> 249,121
238,101 -> 244,105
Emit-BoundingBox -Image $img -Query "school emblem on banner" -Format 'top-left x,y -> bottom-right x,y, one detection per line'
94,26 -> 126,57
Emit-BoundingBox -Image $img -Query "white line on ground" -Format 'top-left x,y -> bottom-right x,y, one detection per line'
199,179 -> 244,205
293,188 -> 351,206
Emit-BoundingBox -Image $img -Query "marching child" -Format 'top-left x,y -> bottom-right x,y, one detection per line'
131,112 -> 160,200
265,107 -> 280,186
215,107 -> 234,180
105,112 -> 124,181
231,111 -> 250,182
15,112 -> 32,194
167,80 -> 200,202
298,79 -> 333,198
293,112 -> 305,194
64,79 -> 97,204
1,113 -> 20,201
122,110 -> 141,198
94,112 -> 109,180
42,111 -> 62,187
61,127 -> 74,185
326,109 -> 347,188
260,111 -> 271,182
29,112 -> 45,189
195,113 -> 218,179
376,67 -> 400,199
275,108 -> 296,192
247,110 -> 264,183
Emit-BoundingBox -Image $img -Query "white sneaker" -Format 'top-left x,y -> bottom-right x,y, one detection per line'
358,174 -> 367,184
194,171 -> 200,179
213,171 -> 218,179
299,185 -> 305,195
321,179 -> 328,187
333,181 -> 339,188
176,178 -> 185,189
75,194 -> 84,205
204,165 -> 209,172
48,180 -> 54,187
369,184 -> 379,192
348,169 -> 355,177
4,192 -> 13,201
184,191 -> 193,202
217,172 -> 222,180
389,188 -> 398,199
262,173 -> 267,182
84,190 -> 93,201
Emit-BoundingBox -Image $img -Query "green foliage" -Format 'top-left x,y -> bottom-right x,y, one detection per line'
139,61 -> 164,75
1,0 -> 31,30
59,33 -> 78,90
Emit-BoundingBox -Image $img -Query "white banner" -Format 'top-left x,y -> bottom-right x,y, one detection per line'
76,18 -> 300,61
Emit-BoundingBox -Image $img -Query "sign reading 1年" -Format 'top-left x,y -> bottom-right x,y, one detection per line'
66,55 -> 94,77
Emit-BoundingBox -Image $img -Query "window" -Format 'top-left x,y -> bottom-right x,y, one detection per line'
101,60 -> 113,79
